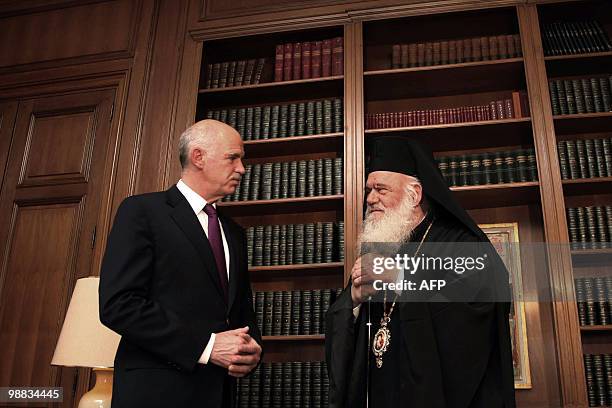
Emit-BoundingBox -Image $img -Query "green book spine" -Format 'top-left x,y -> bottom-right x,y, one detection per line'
248,366 -> 260,408
314,222 -> 323,264
565,140 -> 580,179
271,362 -> 283,408
603,138 -> 612,177
263,291 -> 274,336
250,164 -> 261,200
595,277 -> 609,325
294,224 -> 305,264
306,101 -> 315,135
237,108 -> 246,138
515,150 -> 528,182
254,291 -> 264,333
323,222 -> 334,263
288,103 -> 297,137
280,162 -> 290,199
253,106 -> 262,140
323,99 -> 333,134
272,162 -> 281,199
261,163 -> 273,200
337,221 -> 345,261
601,77 -> 611,112
279,104 -> 289,138
593,138 -> 607,178
585,139 -> 598,177
584,355 -> 597,407
576,207 -> 589,250
291,289 -> 301,335
239,164 -> 252,201
272,291 -> 282,336
219,62 -> 229,88
281,291 -> 292,335
549,80 -> 560,115
312,361 -> 322,407
302,361 -> 312,408
234,60 -> 246,86
262,106 -> 271,139
558,141 -> 570,179
458,154 -> 470,186
304,223 -> 315,264
582,78 -> 595,114
271,105 -> 280,139
323,158 -> 333,195
333,157 -> 343,194
469,154 -> 483,185
566,207 -> 579,249
292,362 -> 302,408
279,224 -> 287,265
253,58 -> 265,85
282,362 -> 293,407
333,98 -> 343,133
205,64 -> 213,89
211,63 -> 221,88
227,61 -> 237,87
244,107 -> 254,141
271,224 -> 280,266
574,278 -> 587,326
605,355 -> 612,405
312,289 -> 322,334
585,206 -> 598,248
584,278 -> 597,325
556,80 -> 569,115
315,159 -> 324,196
315,100 -> 324,134
572,79 -> 585,114
286,224 -> 294,265
297,102 -> 306,136
243,59 -> 256,86
493,152 -> 505,184
260,363 -> 271,407
592,77 -> 604,113
247,227 -> 255,267
263,225 -> 272,266
322,289 -> 332,333
564,79 -> 577,114
593,354 -> 607,406
254,225 -> 264,266
297,160 -> 307,197
306,159 -> 316,197
527,148 -> 538,181
448,156 -> 459,186
301,289 -> 312,335
575,139 -> 589,178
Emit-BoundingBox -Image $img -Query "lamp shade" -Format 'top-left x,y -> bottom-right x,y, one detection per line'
51,277 -> 120,368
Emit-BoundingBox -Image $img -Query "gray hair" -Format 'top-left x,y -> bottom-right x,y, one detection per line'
178,125 -> 213,169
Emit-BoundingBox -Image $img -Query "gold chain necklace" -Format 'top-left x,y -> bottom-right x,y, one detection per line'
372,218 -> 434,369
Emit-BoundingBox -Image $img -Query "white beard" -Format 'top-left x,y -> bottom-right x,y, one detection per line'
358,192 -> 423,254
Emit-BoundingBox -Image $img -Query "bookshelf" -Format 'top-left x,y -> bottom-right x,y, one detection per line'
537,0 -> 612,406
184,1 -> 612,406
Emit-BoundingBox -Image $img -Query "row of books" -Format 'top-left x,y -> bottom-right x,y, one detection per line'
549,76 -> 612,116
390,34 -> 522,69
237,361 -> 329,408
437,148 -> 538,187
566,206 -> 612,250
246,222 -> 345,267
205,98 -> 343,140
275,37 -> 344,82
542,20 -> 612,57
204,58 -> 266,89
557,137 -> 612,180
223,158 -> 343,202
584,354 -> 612,407
365,94 -> 529,129
575,277 -> 612,327
254,288 -> 342,336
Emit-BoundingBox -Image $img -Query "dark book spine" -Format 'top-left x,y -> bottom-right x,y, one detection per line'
600,77 -> 611,112
271,105 -> 280,139
283,43 -> 293,81
575,278 -> 587,326
311,41 -> 322,78
333,157 -> 343,195
567,207 -> 579,249
282,362 -> 293,407
281,291 -> 292,335
241,59 -> 255,86
304,223 -> 315,264
584,277 -> 597,325
261,363 -> 272,407
291,289 -> 301,335
585,354 -> 597,407
292,42 -> 302,81
279,224 -> 287,265
247,227 -> 255,266
593,138 -> 607,178
227,61 -> 237,87
245,107 -> 254,141
558,141 -> 570,180
297,160 -> 307,198
275,44 -> 284,82
336,221 -> 345,262
272,291 -> 282,336
527,148 -> 538,181
594,277 -> 609,326
271,224 -> 280,266
315,100 -> 324,135
312,289 -> 322,334
576,139 -> 589,178
302,41 -> 312,79
312,361 -> 322,408
286,224 -> 295,265
272,362 -> 283,408
235,60 -> 246,86
279,104 -> 289,138
322,39 -> 332,77
262,106 -> 271,139
250,164 -> 261,200
564,79 -> 577,114
585,139 -> 598,178
549,80 -> 560,115
253,58 -> 265,85
322,289 -> 332,333
582,78 -> 595,114
253,106 -> 262,141
332,36 -> 344,75
323,222 -> 334,263
263,225 -> 272,266
292,362 -> 302,408
263,291 -> 274,336
603,138 -> 612,177
288,103 -> 297,137
565,140 -> 580,179
294,224 -> 305,264
556,80 -> 569,115
314,221 -> 324,264
248,366 -> 260,408
301,289 -> 312,334
595,206 -> 608,248
254,225 -> 264,266
302,361 -> 312,408
211,63 -> 221,88
593,354 -> 607,407
572,79 -> 586,114
255,291 -> 264,334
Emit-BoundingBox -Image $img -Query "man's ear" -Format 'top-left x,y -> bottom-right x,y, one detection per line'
190,147 -> 205,169
413,183 -> 423,207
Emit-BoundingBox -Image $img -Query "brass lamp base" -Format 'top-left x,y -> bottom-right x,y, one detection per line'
78,368 -> 113,408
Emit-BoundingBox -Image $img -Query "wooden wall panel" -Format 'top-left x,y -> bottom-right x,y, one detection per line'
0,0 -> 140,72
0,103 -> 18,191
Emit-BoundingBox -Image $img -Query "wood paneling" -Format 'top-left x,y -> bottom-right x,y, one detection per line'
0,102 -> 18,190
0,88 -> 116,406
21,110 -> 95,186
0,0 -> 140,72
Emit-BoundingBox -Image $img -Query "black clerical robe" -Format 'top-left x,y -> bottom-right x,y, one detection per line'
325,212 -> 516,408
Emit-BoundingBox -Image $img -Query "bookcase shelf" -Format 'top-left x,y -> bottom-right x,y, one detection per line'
249,262 -> 343,273
364,57 -> 524,77
581,325 -> 612,333
553,112 -> 612,135
544,51 -> 612,62
262,335 -> 325,341
219,195 -> 343,216
243,132 -> 343,158
450,181 -> 540,209
198,75 -> 343,94
364,58 -> 525,100
562,177 -> 612,196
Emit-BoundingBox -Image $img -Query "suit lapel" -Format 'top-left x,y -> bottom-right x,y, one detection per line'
166,186 -> 226,302
220,215 -> 240,312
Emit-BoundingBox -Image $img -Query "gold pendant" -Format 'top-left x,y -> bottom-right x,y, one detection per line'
372,316 -> 391,368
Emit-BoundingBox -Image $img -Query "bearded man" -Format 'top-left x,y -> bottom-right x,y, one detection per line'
325,137 -> 515,408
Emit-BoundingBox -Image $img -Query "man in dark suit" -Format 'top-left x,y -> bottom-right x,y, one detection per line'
99,119 -> 262,408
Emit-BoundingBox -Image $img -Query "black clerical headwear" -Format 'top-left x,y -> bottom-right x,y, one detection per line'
366,136 -> 486,240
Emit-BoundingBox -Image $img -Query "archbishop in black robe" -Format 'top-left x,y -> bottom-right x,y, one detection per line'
325,137 -> 516,408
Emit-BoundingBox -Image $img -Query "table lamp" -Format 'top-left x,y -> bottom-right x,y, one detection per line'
51,277 -> 121,408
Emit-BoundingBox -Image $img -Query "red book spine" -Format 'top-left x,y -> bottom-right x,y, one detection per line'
311,41 -> 322,78
302,42 -> 312,79
496,100 -> 505,119
293,42 -> 302,80
283,43 -> 293,81
274,44 -> 284,82
332,37 -> 344,76
322,39 -> 332,77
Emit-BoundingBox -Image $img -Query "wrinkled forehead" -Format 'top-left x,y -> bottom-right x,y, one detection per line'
366,171 -> 417,189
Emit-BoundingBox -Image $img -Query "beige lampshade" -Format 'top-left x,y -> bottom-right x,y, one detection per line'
51,277 -> 120,368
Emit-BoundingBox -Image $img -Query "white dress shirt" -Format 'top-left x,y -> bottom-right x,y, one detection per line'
176,179 -> 229,364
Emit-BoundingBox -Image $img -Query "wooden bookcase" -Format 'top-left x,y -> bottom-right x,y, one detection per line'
188,1 -> 612,406
535,1 -> 612,407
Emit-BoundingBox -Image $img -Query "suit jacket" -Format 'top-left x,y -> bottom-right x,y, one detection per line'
99,185 -> 262,408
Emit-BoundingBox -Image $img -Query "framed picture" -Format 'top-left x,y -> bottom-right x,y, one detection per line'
479,222 -> 532,389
